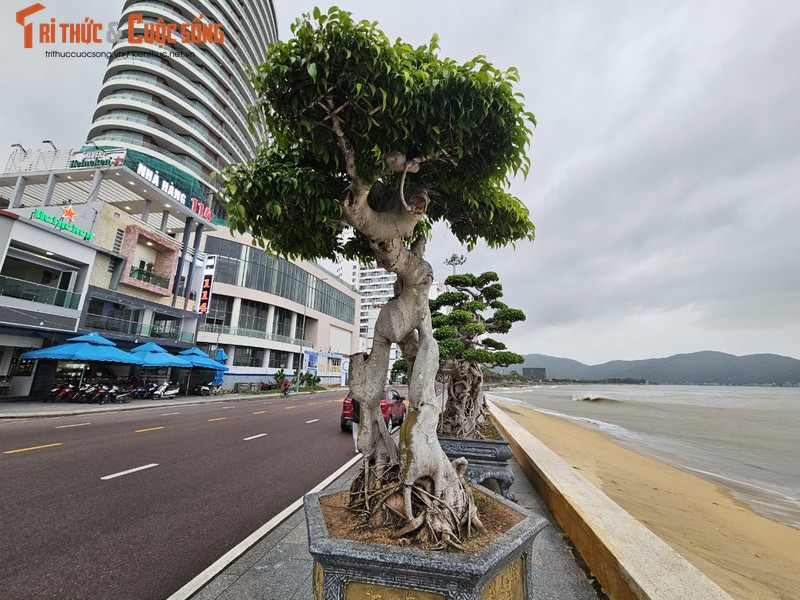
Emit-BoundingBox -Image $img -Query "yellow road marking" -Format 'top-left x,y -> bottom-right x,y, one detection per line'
207,417 -> 227,422
135,427 -> 164,433
253,410 -> 267,415
4,443 -> 63,454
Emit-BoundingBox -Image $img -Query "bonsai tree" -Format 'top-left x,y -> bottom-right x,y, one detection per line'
431,271 -> 525,438
218,7 -> 535,547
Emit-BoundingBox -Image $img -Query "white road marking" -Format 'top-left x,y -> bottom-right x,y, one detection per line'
305,419 -> 320,424
100,463 -> 158,480
55,422 -> 91,428
160,412 -> 181,416
167,454 -> 362,600
243,433 -> 268,441
221,406 -> 234,409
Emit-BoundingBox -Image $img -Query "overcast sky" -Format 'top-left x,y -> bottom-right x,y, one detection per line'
2,1 -> 799,364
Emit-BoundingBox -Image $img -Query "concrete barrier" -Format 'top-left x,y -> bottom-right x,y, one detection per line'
488,399 -> 732,600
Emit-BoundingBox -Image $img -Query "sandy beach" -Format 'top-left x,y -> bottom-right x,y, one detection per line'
493,400 -> 800,600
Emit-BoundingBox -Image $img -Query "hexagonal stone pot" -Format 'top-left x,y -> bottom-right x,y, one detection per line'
439,436 -> 517,501
304,486 -> 547,599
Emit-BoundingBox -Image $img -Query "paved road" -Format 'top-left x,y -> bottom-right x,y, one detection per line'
0,390 -> 353,600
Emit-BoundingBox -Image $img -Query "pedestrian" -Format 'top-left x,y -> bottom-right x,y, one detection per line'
351,397 -> 361,453
281,377 -> 291,396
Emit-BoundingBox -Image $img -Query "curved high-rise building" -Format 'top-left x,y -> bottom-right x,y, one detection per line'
87,0 -> 277,189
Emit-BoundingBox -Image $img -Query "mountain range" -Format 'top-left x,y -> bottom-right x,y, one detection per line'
503,351 -> 800,385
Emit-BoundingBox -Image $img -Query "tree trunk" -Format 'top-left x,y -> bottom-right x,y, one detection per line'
345,223 -> 482,547
438,360 -> 487,439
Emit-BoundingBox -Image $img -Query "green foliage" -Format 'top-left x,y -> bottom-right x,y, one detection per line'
438,338 -> 466,360
392,357 -> 408,373
431,314 -> 449,328
297,370 -> 321,387
492,351 -> 525,367
463,348 -> 494,363
460,322 -> 485,338
217,7 -> 535,260
430,291 -> 469,311
481,337 -> 506,350
433,326 -> 459,341
431,271 -> 525,368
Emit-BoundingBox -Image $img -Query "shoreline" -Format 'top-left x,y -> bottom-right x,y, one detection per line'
494,400 -> 800,600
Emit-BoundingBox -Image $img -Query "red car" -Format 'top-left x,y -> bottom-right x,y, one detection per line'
340,387 -> 406,432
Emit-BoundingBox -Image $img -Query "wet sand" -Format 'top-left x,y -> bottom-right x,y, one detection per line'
494,401 -> 800,600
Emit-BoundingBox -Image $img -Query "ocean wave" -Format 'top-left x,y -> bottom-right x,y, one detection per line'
572,395 -> 622,403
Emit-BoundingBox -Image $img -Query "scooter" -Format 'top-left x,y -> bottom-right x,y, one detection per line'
194,382 -> 221,396
152,381 -> 181,399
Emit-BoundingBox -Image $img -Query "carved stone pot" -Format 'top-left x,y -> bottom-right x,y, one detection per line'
305,487 -> 547,600
438,436 -> 516,500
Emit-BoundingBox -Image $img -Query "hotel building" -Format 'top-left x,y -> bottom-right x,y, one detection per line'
0,1 -> 359,398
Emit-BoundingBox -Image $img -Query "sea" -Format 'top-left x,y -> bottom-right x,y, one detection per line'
487,384 -> 800,529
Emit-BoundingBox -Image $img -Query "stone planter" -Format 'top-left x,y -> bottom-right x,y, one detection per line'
438,436 -> 516,500
305,487 -> 547,600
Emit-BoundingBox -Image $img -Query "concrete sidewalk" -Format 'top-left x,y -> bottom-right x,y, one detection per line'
0,391 -> 299,418
1,394 -> 604,600
175,458 -> 604,600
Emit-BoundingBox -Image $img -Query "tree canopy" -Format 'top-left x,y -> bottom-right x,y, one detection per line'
218,7 -> 535,260
430,272 -> 525,367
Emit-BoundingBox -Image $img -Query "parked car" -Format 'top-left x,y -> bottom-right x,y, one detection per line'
340,387 -> 406,432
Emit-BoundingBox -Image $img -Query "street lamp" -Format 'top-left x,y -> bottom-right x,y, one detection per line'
444,253 -> 467,276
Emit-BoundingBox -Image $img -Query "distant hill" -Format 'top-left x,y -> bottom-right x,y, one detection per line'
501,351 -> 800,385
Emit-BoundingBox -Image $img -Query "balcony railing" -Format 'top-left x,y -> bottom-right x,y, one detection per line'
129,267 -> 170,289
0,275 -> 81,309
85,313 -> 195,344
199,322 -> 305,346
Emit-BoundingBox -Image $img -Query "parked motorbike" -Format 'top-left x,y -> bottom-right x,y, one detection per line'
194,382 -> 221,396
134,382 -> 157,399
152,381 -> 181,399
112,385 -> 136,403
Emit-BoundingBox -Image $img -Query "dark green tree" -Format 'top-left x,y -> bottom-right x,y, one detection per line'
218,7 -> 535,547
431,272 -> 525,438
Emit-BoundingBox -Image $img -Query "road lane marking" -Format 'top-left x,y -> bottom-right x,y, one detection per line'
305,419 -> 320,424
55,423 -> 90,429
221,406 -> 234,409
135,427 -> 164,433
4,443 -> 63,454
207,417 -> 227,422
101,463 -> 158,480
285,406 -> 295,409
243,433 -> 267,441
308,402 -> 317,405
160,412 -> 181,416
252,410 -> 267,415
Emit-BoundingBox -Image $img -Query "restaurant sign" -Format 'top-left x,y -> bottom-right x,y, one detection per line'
197,255 -> 216,314
136,162 -> 212,220
68,149 -> 126,169
31,206 -> 94,240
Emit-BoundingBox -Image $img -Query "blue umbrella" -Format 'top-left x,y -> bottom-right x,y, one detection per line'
178,347 -> 228,395
22,333 -> 144,364
130,342 -> 193,368
212,347 -> 228,386
177,347 -> 229,371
